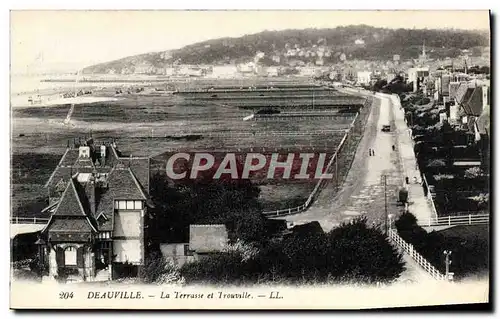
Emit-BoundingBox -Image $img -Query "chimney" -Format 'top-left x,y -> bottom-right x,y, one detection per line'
100,144 -> 107,166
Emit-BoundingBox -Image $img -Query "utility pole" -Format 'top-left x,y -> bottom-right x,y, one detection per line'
443,250 -> 453,281
384,174 -> 388,235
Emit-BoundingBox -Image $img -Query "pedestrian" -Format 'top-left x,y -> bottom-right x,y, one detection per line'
369,149 -> 372,156
392,145 -> 395,151
372,149 -> 375,156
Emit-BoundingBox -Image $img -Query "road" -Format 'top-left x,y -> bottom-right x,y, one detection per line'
279,93 -> 404,232
279,90 -> 436,283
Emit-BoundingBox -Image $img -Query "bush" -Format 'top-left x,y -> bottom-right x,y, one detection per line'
180,217 -> 405,285
464,167 -> 484,179
325,217 -> 405,283
140,251 -> 183,284
180,252 -> 251,285
223,239 -> 259,262
394,213 -> 489,279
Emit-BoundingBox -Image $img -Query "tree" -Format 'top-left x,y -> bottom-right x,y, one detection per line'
394,213 -> 489,279
325,217 -> 405,283
180,251 -> 252,285
147,172 -> 265,245
464,167 -> 484,179
372,79 -> 388,92
140,251 -> 184,284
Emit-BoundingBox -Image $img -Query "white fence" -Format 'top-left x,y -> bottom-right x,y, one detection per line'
10,217 -> 49,224
388,229 -> 446,280
418,214 -> 489,227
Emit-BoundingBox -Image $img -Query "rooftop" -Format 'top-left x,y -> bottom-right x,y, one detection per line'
189,224 -> 228,253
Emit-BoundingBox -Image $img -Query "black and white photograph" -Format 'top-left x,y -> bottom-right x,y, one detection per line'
8,10 -> 491,309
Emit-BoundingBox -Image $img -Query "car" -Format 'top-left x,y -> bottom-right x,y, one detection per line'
381,125 -> 391,132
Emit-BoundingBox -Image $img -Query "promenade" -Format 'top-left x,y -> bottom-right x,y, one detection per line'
387,94 -> 437,222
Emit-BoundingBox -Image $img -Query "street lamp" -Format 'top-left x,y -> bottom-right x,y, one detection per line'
443,250 -> 453,281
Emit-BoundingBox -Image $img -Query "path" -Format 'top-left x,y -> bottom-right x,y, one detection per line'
389,94 -> 437,222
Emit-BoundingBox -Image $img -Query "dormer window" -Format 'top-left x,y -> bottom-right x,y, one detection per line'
96,212 -> 108,224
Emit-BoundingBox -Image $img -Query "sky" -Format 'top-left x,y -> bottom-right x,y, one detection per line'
10,10 -> 490,74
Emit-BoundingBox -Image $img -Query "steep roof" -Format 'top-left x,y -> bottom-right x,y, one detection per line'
49,218 -> 94,232
189,224 -> 228,253
449,82 -> 460,99
43,177 -> 97,234
462,87 -> 484,117
94,167 -> 149,231
107,167 -> 148,200
455,83 -> 471,104
53,178 -> 90,217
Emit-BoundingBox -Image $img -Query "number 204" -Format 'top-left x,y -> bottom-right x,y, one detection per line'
59,292 -> 74,299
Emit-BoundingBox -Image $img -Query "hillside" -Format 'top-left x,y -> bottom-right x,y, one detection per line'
82,25 -> 490,74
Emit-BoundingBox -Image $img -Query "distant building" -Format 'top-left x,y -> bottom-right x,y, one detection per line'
299,66 -> 320,77
356,71 -> 372,85
165,67 -> 176,76
408,67 -> 430,92
210,65 -> 238,78
237,62 -> 255,74
159,224 -> 229,267
267,66 -> 279,77
417,42 -> 428,65
386,73 -> 396,83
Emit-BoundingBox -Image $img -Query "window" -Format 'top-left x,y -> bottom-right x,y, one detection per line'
65,246 -> 77,266
98,232 -> 111,239
184,244 -> 193,256
126,201 -> 134,209
97,213 -> 107,225
134,201 -> 142,210
118,201 -> 126,210
114,200 -> 143,210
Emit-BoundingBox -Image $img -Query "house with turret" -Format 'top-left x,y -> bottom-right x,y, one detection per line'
37,137 -> 152,283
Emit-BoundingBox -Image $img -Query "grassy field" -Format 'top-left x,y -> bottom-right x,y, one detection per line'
11,78 -> 362,216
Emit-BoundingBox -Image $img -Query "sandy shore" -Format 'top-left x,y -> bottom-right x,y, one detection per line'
10,95 -> 123,108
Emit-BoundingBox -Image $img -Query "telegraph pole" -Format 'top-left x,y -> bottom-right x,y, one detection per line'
443,250 -> 453,281
384,174 -> 388,235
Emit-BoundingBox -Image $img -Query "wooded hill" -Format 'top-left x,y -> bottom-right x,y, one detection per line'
83,25 -> 489,74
